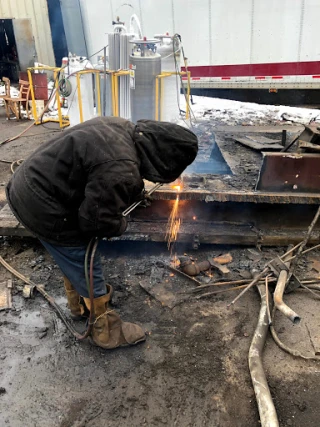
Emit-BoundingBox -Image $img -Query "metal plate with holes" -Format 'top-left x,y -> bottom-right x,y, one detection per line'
256,153 -> 320,193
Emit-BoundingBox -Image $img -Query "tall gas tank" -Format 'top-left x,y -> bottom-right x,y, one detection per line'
155,33 -> 181,122
66,54 -> 95,127
129,38 -> 161,123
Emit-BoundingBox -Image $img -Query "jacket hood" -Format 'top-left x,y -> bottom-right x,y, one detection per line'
134,120 -> 198,183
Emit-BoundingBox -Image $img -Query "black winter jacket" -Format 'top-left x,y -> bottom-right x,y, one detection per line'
6,117 -> 198,246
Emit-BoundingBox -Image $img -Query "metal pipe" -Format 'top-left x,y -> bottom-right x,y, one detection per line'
186,71 -> 191,120
76,73 -> 84,123
111,73 -> 116,116
228,242 -> 302,307
155,76 -> 159,121
96,73 -> 101,117
160,77 -> 164,121
27,69 -> 38,122
114,74 -> 119,117
286,205 -> 320,289
122,183 -> 163,216
54,70 -> 63,128
129,14 -> 142,38
249,283 -> 279,427
103,46 -> 107,117
113,24 -> 127,33
274,253 -> 301,324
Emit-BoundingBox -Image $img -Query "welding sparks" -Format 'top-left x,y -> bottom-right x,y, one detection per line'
166,195 -> 181,249
166,183 -> 183,249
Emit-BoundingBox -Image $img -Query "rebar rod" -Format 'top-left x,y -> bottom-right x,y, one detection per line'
286,206 -> 320,286
228,243 -> 302,307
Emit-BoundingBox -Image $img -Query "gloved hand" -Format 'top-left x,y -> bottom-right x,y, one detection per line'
138,191 -> 153,208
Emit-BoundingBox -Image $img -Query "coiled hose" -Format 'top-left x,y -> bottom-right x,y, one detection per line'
58,77 -> 72,97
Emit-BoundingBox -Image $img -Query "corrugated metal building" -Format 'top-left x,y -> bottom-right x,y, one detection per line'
0,0 -> 55,67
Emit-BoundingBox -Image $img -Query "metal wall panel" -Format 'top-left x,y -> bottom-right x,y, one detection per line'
174,0 -> 209,66
12,18 -> 37,70
79,0 -> 112,61
299,0 -> 320,62
210,0 -> 252,66
0,0 -> 55,66
250,0 -> 302,64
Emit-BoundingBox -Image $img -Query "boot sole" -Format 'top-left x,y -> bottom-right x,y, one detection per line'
88,335 -> 146,349
70,313 -> 89,321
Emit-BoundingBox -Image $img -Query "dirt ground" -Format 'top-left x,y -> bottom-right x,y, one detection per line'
0,109 -> 320,427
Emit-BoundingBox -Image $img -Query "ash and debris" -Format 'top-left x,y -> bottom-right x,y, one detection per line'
1,236 -> 320,426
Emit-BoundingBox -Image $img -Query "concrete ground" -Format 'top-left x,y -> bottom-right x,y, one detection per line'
0,107 -> 320,427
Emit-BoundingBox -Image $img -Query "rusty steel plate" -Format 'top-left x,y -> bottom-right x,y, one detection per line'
256,153 -> 320,193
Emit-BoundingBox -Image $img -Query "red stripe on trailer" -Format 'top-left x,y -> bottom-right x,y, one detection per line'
192,77 -> 200,80
182,61 -> 320,78
221,77 -> 231,80
255,76 -> 265,79
272,76 -> 283,79
312,75 -> 320,78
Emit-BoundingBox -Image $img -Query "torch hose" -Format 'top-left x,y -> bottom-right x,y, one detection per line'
0,238 -> 99,341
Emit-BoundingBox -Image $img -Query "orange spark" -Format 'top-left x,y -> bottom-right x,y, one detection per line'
172,185 -> 181,192
166,195 -> 181,249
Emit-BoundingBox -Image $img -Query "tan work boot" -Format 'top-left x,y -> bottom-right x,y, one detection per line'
63,277 -> 87,320
84,289 -> 145,349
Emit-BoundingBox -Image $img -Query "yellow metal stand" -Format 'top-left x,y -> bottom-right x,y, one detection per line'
75,69 -> 102,123
28,65 -> 184,127
27,66 -> 69,128
155,71 -> 191,121
75,69 -> 128,122
113,70 -> 130,117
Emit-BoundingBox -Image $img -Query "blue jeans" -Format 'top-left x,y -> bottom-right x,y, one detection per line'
40,240 -> 107,298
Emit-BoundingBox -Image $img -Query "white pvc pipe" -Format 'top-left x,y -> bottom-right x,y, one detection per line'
129,14 -> 142,39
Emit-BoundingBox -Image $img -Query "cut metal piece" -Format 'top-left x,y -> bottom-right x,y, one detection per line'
139,278 -> 185,308
273,248 -> 301,324
298,124 -> 320,149
256,152 -> 320,193
299,141 -> 320,152
0,279 -> 12,310
233,136 -> 283,151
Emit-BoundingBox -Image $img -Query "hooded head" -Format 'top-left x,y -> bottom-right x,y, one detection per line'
134,120 -> 198,183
